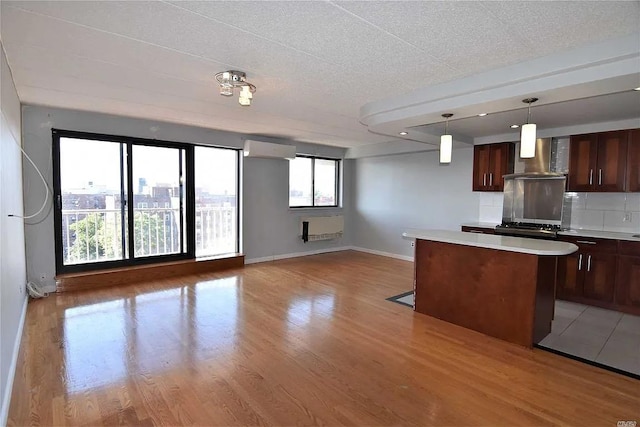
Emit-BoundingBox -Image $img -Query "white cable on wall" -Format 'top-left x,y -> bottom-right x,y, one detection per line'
8,139 -> 50,220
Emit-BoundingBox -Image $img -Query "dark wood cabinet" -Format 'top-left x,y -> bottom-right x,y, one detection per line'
556,252 -> 583,299
568,130 -> 628,192
581,252 -> 617,302
556,236 -> 617,303
615,241 -> 640,309
473,142 -> 514,192
626,129 -> 640,192
557,236 -> 640,315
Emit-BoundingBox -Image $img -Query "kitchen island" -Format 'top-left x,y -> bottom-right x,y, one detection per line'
403,230 -> 578,347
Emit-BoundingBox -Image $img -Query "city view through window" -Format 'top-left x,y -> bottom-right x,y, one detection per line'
58,137 -> 238,268
289,157 -> 338,207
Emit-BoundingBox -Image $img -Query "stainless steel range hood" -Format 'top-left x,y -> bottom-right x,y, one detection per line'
514,138 -> 570,174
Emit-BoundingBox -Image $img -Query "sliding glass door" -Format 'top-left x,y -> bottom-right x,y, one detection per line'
53,130 -> 240,274
57,137 -> 127,265
131,145 -> 186,258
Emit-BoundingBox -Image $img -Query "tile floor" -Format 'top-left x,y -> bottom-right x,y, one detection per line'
539,300 -> 640,376
389,292 -> 640,376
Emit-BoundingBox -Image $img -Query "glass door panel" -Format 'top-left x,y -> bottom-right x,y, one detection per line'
59,138 -> 126,265
194,147 -> 238,257
131,145 -> 185,257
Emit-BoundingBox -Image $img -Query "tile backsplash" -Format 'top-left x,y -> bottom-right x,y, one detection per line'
567,192 -> 640,233
478,192 -> 640,233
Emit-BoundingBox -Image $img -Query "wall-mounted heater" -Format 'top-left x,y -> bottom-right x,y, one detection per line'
301,216 -> 344,242
243,140 -> 296,160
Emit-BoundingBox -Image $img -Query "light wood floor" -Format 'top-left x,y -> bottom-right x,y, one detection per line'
8,251 -> 639,426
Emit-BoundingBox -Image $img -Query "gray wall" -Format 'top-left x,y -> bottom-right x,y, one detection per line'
21,105 -> 350,289
1,42 -> 27,423
351,147 -> 479,258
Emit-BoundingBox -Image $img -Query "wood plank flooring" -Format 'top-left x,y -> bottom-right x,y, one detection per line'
7,250 -> 640,426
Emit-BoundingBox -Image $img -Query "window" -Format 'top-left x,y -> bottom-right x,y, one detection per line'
52,129 -> 240,274
289,156 -> 339,207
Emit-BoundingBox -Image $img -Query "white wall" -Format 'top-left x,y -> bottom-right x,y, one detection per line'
351,146 -> 479,258
21,105 -> 350,288
0,41 -> 28,425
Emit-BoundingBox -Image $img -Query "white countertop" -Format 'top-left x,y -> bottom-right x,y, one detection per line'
558,229 -> 640,242
403,229 -> 578,256
460,222 -> 640,242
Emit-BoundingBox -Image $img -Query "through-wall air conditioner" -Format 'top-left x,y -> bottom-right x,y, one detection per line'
243,140 -> 296,160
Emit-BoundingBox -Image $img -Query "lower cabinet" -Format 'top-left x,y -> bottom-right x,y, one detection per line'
615,241 -> 640,309
581,252 -> 617,302
556,236 -> 640,315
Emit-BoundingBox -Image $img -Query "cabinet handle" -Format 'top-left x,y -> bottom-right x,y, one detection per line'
578,254 -> 582,271
598,169 -> 602,185
577,240 -> 596,245
587,255 -> 592,272
589,169 -> 593,185
483,173 -> 487,186
489,173 -> 493,187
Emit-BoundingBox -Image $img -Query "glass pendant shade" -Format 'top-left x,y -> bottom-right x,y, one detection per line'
440,134 -> 452,164
520,123 -> 536,158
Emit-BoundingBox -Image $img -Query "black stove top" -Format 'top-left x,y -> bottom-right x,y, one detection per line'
494,222 -> 561,239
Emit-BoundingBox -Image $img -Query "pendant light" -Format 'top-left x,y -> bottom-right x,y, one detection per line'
520,97 -> 538,159
440,113 -> 453,164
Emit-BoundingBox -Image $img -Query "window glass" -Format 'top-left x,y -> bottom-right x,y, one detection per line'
194,146 -> 238,257
314,159 -> 337,206
289,157 -> 338,207
289,157 -> 313,207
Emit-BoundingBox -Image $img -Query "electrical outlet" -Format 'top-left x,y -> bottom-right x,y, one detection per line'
623,212 -> 632,222
410,241 -> 415,247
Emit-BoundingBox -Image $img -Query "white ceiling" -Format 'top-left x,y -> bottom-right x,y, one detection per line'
1,1 -> 639,149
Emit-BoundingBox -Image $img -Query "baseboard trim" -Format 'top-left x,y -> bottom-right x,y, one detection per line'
244,245 -> 414,265
245,246 -> 351,265
349,246 -> 414,262
0,295 -> 28,427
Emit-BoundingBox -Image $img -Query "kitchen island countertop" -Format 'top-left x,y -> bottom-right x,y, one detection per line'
403,229 -> 578,256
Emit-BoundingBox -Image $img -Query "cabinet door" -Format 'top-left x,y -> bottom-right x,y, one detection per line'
473,145 -> 491,191
582,252 -> 617,302
596,131 -> 628,192
616,256 -> 640,309
488,143 -> 513,191
626,129 -> 640,192
556,253 -> 583,299
568,134 -> 598,191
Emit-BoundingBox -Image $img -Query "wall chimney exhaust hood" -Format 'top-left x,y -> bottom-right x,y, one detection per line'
514,138 -> 570,174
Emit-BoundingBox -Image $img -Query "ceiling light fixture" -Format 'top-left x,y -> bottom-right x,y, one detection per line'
478,113 -> 488,117
215,70 -> 256,106
511,124 -> 520,129
520,97 -> 538,159
440,113 -> 453,164
634,87 -> 640,91
399,131 -> 408,136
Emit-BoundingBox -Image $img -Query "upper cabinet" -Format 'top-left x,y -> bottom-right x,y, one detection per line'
568,130 -> 629,192
472,142 -> 514,192
627,129 -> 640,192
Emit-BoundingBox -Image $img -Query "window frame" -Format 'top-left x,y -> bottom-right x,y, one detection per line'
52,129 -> 241,275
288,155 -> 340,208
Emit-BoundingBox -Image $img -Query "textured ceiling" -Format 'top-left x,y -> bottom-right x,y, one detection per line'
1,1 -> 639,148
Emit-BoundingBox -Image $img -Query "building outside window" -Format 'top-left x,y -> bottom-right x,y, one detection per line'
289,156 -> 339,208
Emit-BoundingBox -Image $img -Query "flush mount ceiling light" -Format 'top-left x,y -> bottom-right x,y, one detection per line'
520,97 -> 539,159
215,70 -> 256,106
399,131 -> 408,135
510,124 -> 520,129
634,87 -> 640,91
440,113 -> 453,164
478,113 -> 488,117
